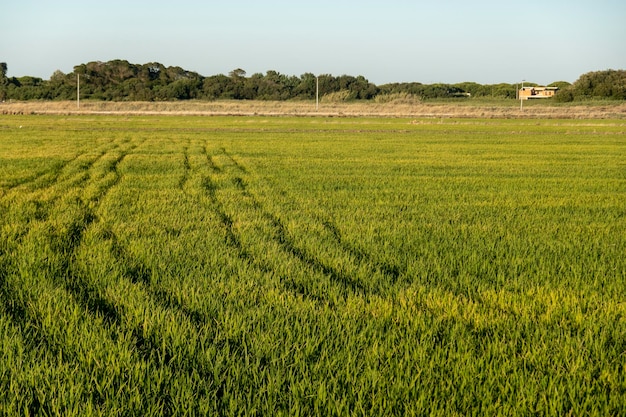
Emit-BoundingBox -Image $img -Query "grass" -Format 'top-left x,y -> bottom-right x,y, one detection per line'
0,114 -> 625,416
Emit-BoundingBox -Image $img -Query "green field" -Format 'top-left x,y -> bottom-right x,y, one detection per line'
1,114 -> 625,416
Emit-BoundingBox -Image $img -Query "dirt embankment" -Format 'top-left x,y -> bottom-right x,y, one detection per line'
2,100 -> 626,119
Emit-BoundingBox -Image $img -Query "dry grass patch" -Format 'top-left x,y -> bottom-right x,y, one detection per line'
2,99 -> 626,119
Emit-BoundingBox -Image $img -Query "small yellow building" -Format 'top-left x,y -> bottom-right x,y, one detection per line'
519,86 -> 559,100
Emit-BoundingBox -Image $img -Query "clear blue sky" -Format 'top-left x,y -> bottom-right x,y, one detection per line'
2,0 -> 625,85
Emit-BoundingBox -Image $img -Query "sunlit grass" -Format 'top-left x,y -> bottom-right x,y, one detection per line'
1,114 -> 625,416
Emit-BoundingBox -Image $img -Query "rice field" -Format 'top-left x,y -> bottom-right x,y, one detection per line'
0,114 -> 625,416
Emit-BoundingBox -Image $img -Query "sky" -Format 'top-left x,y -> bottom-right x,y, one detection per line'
2,0 -> 625,85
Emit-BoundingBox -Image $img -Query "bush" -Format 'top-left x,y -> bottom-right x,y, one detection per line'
570,70 -> 626,101
321,90 -> 353,103
554,88 -> 575,103
374,92 -> 421,104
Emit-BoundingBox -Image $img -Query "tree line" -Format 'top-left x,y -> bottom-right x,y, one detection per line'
1,60 -> 624,102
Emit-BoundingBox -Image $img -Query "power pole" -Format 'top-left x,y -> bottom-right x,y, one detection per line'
316,76 -> 319,111
77,73 -> 80,109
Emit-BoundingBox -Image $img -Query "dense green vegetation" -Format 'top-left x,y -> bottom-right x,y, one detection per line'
555,69 -> 626,102
1,115 -> 625,416
1,59 -> 623,102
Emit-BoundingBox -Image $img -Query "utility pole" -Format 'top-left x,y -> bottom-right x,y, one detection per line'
316,75 -> 319,111
77,73 -> 80,109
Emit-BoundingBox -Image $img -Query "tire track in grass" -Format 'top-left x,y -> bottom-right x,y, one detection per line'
199,144 -> 334,303
0,142 -> 136,369
102,223 -> 211,330
87,140 -> 221,332
89,230 -> 235,415
70,142 -> 228,410
224,150 -> 374,295
201,145 -> 276,292
262,209 -> 370,296
178,140 -> 191,190
0,141 -> 124,235
219,147 -> 247,173
0,144 -> 118,250
200,175 -> 246,254
40,142 -> 142,326
201,144 -> 222,173
2,151 -> 98,202
44,142 -> 150,323
212,147 -> 372,298
61,139 -> 234,361
82,144 -> 132,204
1,140 -> 140,339
0,152 -> 87,195
230,155 -> 407,294
1,159 -> 68,194
51,200 -> 123,325
90,225 -> 234,412
201,171 -> 329,304
1,133 -> 129,198
319,216 -> 405,287
194,154 -> 328,303
0,142 -> 122,259
1,138 -> 221,413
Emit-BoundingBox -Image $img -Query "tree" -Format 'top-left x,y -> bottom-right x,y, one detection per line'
255,71 -> 293,100
45,70 -> 76,100
317,74 -> 339,96
227,68 -> 247,99
555,70 -> 626,102
548,81 -> 571,90
554,87 -> 575,103
202,74 -> 234,100
454,82 -> 490,97
229,68 -> 246,79
0,62 -> 7,101
353,75 -> 378,99
489,83 -> 516,99
576,70 -> 626,100
294,73 -> 316,99
156,78 -> 202,100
